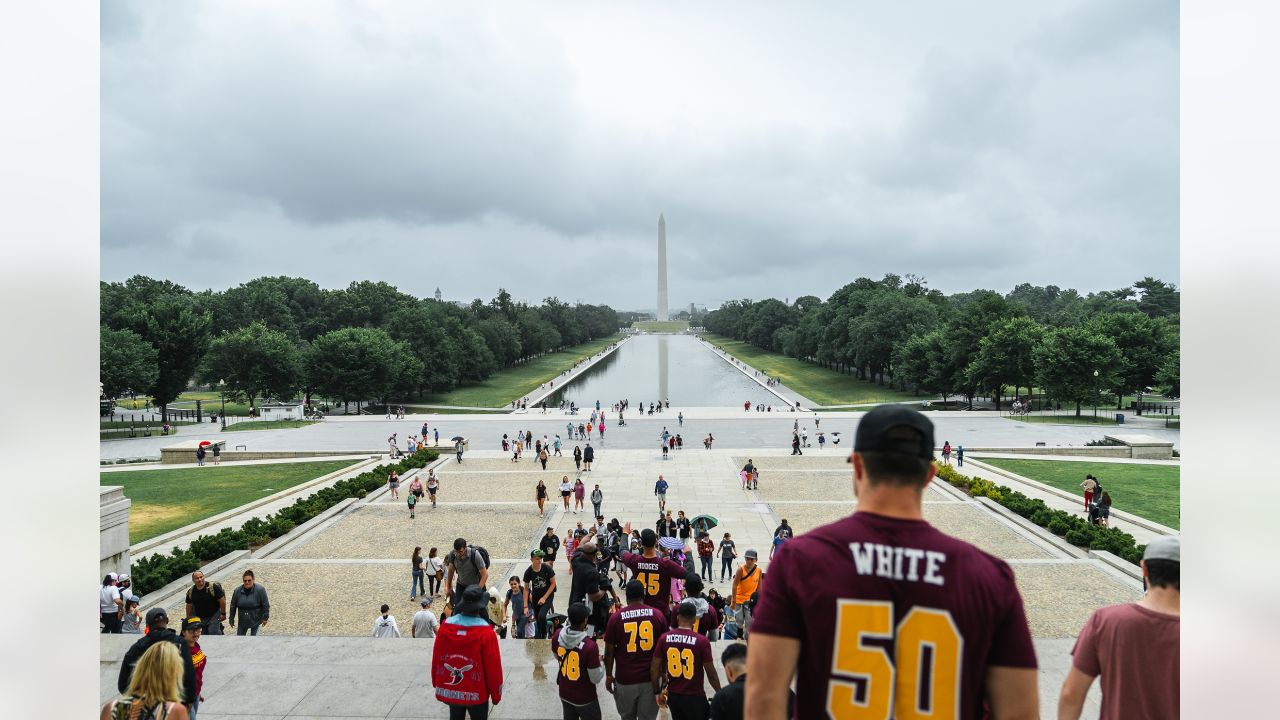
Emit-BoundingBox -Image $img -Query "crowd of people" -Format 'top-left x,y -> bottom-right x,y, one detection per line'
102,404 -> 1178,719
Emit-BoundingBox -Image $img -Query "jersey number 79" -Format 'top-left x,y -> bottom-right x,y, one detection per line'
826,599 -> 962,720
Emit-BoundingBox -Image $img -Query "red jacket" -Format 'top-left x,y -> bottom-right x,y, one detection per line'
431,617 -> 504,706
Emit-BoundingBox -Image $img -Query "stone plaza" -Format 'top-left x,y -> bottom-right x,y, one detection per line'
101,410 -> 1165,717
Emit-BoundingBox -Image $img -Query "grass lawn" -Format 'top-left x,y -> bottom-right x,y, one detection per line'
632,321 -> 689,332
104,459 -> 360,543
700,333 -> 921,406
222,420 -> 318,432
416,334 -> 623,408
101,419 -> 196,429
981,458 -> 1180,529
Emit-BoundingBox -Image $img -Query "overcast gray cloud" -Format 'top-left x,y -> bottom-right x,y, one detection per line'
101,0 -> 1177,310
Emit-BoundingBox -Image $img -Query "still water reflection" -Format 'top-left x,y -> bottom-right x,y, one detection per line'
547,334 -> 779,407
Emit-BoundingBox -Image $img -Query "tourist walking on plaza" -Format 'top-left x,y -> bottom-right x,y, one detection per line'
1089,490 -> 1113,527
104,642 -> 192,720
432,585 -> 504,719
604,579 -> 669,720
536,478 -> 548,517
673,573 -> 719,638
745,405 -> 1039,719
942,440 -> 952,464
121,598 -> 143,634
524,549 -> 557,639
554,602 -> 605,719
1081,473 -> 1098,511
653,601 -> 721,719
412,598 -> 440,638
486,588 -> 507,636
372,604 -> 401,638
504,577 -> 528,639
407,486 -> 418,518
560,476 -> 574,511
957,443 -> 965,466
411,546 -> 427,601
790,432 -> 802,455
770,520 -> 793,559
718,534 -> 737,582
228,570 -> 270,636
454,437 -> 465,463
185,571 -> 226,635
1058,536 -> 1180,719
740,459 -> 753,490
426,469 -> 440,508
427,547 -> 444,597
583,442 -> 595,471
541,527 -> 561,566
574,445 -> 583,472
554,435 -> 563,456
539,445 -> 550,470
180,618 -> 206,719
591,484 -> 604,517
101,573 -> 124,633
654,475 -> 669,512
697,532 -> 715,581
574,478 -> 587,513
117,608 -> 197,707
409,474 -> 424,502
657,511 -> 677,538
388,469 -> 401,500
728,550 -> 762,639
444,537 -> 490,606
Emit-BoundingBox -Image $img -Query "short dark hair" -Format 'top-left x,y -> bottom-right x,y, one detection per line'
859,427 -> 932,486
677,601 -> 697,620
1144,558 -> 1179,590
453,537 -> 467,551
721,642 -> 748,668
567,602 -> 590,628
380,604 -> 389,613
625,579 -> 645,601
243,569 -> 255,579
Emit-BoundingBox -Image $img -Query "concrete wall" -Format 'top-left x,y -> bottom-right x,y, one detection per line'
161,448 -> 379,464
100,486 -> 131,579
966,446 -> 1132,458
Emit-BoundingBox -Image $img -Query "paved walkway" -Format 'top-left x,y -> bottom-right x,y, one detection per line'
130,444 -> 1141,717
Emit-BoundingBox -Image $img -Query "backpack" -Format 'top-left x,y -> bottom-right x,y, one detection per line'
469,546 -> 491,571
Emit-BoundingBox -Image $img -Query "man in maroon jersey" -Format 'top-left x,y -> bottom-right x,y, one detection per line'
669,572 -> 718,638
554,602 -> 605,720
652,601 -> 721,720
620,526 -> 687,611
604,580 -> 669,720
746,404 -> 1039,720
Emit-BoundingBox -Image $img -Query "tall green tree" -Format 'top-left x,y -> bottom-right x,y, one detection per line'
100,326 -> 159,400
1155,348 -> 1180,397
1033,326 -> 1124,416
1087,312 -> 1176,408
966,316 -> 1045,407
199,322 -> 304,413
306,328 -> 422,409
942,290 -> 1023,408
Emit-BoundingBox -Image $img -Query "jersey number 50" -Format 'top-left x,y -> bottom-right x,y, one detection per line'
827,599 -> 962,720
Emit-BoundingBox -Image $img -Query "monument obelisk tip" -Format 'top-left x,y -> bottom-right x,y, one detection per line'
656,213 -> 669,322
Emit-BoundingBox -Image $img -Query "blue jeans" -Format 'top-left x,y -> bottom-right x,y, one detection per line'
514,611 -> 529,639
411,569 -> 425,599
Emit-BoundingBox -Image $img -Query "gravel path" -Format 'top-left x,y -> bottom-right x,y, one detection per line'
281,504 -> 543,560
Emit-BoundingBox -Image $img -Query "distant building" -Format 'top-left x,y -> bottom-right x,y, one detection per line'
258,402 -> 305,420
434,287 -> 443,301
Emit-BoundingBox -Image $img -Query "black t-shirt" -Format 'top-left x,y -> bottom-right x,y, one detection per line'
540,534 -> 561,561
677,518 -> 692,539
524,564 -> 556,606
774,524 -> 793,540
185,582 -> 224,618
583,446 -> 595,461
569,554 -> 602,605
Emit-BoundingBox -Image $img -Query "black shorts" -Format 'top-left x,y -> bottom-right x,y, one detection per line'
561,491 -> 571,497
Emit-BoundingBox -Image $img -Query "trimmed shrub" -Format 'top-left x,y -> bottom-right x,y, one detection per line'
133,448 -> 439,595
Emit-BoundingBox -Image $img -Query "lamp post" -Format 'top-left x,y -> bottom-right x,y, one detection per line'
218,379 -> 227,431
1093,369 -> 1099,420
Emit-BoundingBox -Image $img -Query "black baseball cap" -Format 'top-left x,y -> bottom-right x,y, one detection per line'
145,608 -> 169,628
853,405 -> 935,460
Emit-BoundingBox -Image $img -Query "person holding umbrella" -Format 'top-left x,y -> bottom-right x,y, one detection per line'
452,435 -> 465,463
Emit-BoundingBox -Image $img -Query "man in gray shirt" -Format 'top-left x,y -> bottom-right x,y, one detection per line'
444,537 -> 490,605
411,598 -> 439,638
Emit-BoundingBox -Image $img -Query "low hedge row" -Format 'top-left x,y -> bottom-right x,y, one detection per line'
935,465 -> 1145,565
132,449 -> 439,595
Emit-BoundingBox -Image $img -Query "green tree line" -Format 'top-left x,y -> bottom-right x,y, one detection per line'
100,276 -> 619,420
703,275 -> 1179,414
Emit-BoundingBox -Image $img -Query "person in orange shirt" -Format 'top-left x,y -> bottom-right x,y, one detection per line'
729,549 -> 763,639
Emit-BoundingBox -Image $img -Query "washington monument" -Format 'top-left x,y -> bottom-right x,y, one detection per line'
656,213 -> 669,321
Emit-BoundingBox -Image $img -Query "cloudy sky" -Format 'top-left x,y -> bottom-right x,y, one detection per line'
101,0 -> 1177,311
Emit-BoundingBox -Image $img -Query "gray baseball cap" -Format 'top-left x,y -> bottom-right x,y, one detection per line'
1143,536 -> 1179,563
744,549 -> 758,559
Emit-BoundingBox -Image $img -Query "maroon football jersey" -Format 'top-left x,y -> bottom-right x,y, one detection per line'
656,628 -> 713,697
751,511 -> 1037,720
552,632 -> 601,706
604,602 -> 669,685
621,552 -> 686,610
